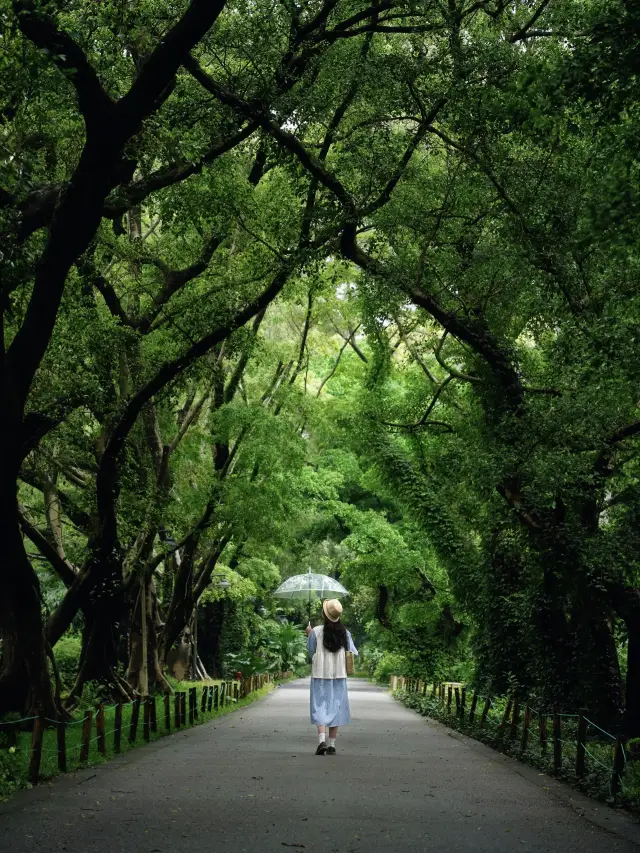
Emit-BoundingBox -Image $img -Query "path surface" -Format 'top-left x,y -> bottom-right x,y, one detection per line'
2,679 -> 639,852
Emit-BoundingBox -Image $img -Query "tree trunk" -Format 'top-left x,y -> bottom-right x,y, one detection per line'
64,546 -> 133,707
160,541 -> 196,663
197,599 -> 226,678
575,604 -> 623,728
611,586 -> 640,736
139,575 -> 149,695
0,421 -> 57,716
126,578 -> 171,694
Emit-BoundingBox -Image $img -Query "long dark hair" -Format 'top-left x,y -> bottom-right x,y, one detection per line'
323,617 -> 348,653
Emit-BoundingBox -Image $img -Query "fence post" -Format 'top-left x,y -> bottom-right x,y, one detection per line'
207,685 -> 214,712
220,682 -> 226,707
96,703 -> 106,755
539,714 -> 548,754
431,682 -> 437,698
576,709 -> 587,777
553,713 -> 562,774
201,687 -> 208,714
469,692 -> 479,724
114,703 -> 122,753
509,700 -> 521,742
188,689 -> 194,724
174,693 -> 181,728
498,697 -> 513,740
28,711 -> 45,784
143,698 -> 150,742
234,682 -> 239,702
520,706 -> 532,752
150,696 -> 157,733
480,697 -> 491,727
80,710 -> 93,763
57,717 -> 67,772
214,684 -> 220,710
422,681 -> 428,696
164,695 -> 171,731
447,686 -> 453,713
611,737 -> 625,797
460,687 -> 467,720
454,687 -> 461,716
180,691 -> 186,725
129,698 -> 140,743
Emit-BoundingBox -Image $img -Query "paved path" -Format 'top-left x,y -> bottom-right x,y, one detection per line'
2,679 -> 640,852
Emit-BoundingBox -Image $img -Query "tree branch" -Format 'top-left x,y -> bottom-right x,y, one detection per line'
316,336 -> 351,397
115,0 -> 229,138
340,223 -> 526,413
13,1 -> 114,134
104,123 -> 258,219
315,22 -> 445,42
607,420 -> 640,446
290,291 -> 314,385
394,316 -> 437,384
18,508 -> 77,589
508,0 -> 552,43
362,98 -> 446,216
185,58 -> 357,215
381,376 -> 455,431
16,124 -> 257,242
434,331 -> 482,383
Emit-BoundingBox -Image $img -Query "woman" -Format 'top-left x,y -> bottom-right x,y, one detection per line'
306,598 -> 358,755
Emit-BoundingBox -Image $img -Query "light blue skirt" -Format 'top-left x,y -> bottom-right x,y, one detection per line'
310,678 -> 351,727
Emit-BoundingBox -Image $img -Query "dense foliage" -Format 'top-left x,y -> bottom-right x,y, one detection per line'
2,0 -> 640,735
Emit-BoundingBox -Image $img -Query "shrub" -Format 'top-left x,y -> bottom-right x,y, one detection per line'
372,651 -> 408,683
54,634 -> 82,692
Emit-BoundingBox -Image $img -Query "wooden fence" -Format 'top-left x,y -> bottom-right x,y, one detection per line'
2,674 -> 272,787
392,676 -> 627,797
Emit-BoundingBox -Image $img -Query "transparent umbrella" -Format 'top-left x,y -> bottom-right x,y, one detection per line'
273,571 -> 349,621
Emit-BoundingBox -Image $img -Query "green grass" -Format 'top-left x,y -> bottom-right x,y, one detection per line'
0,680 -> 275,802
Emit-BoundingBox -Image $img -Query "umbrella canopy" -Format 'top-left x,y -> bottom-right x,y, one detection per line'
273,571 -> 349,619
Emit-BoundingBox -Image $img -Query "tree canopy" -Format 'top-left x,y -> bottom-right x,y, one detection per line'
2,0 -> 640,734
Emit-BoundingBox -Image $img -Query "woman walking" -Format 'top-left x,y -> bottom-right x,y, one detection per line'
306,599 -> 358,755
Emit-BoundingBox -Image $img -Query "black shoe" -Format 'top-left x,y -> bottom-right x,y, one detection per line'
315,742 -> 327,755
326,746 -> 336,756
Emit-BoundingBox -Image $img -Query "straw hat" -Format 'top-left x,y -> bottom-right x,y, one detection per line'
323,599 -> 343,622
